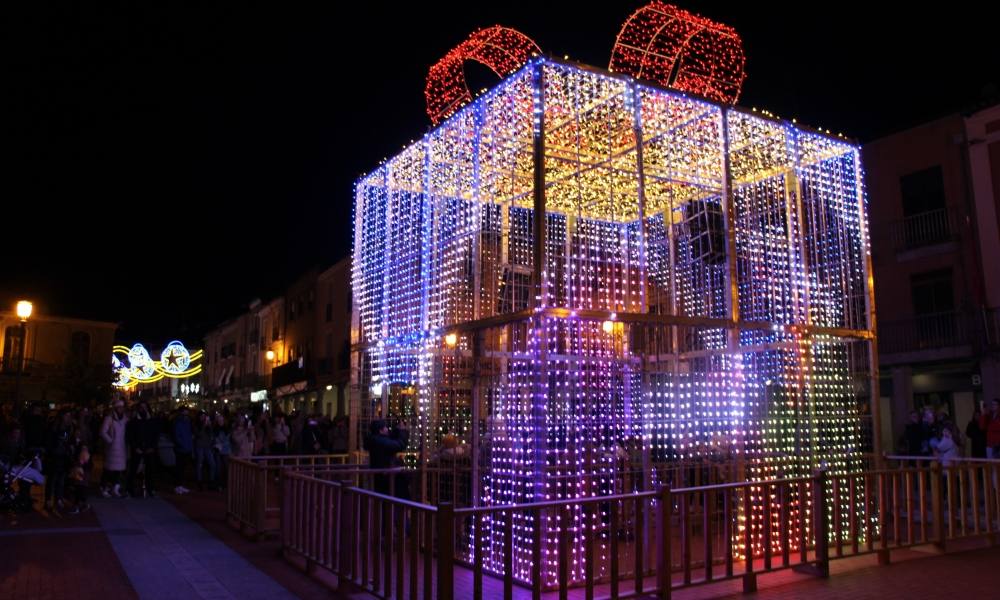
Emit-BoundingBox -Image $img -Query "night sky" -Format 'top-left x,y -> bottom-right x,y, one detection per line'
5,2 -> 998,346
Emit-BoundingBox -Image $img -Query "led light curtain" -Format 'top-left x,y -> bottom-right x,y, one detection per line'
352,58 -> 874,587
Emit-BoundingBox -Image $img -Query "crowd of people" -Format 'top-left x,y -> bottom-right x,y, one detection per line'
900,398 -> 1000,465
0,400 -> 351,515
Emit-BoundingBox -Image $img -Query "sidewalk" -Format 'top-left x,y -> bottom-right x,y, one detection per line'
0,491 -> 331,600
92,496 -> 300,600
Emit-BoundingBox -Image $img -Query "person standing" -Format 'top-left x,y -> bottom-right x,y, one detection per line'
270,413 -> 290,455
126,402 -> 159,497
230,416 -> 255,459
193,412 -> 218,491
44,410 -> 75,512
979,399 -> 1000,459
966,408 -> 987,458
212,413 -> 231,490
365,419 -> 409,497
100,399 -> 128,498
301,417 -> 323,455
172,406 -> 194,494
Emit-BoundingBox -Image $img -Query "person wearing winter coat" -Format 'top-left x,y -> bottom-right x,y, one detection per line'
44,410 -> 76,511
365,419 -> 409,498
230,417 -> 256,459
172,407 -> 194,494
979,399 -> 1000,459
269,414 -> 290,455
934,427 -> 960,468
212,413 -> 231,489
126,402 -> 159,497
100,399 -> 129,497
967,408 -> 987,458
193,412 -> 218,491
301,418 -> 323,455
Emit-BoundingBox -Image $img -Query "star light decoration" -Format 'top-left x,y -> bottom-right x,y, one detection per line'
358,6 -> 872,589
112,341 -> 203,388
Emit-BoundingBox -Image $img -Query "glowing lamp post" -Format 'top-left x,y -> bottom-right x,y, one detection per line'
12,300 -> 32,417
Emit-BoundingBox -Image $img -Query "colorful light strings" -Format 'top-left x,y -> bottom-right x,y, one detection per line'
353,57 -> 873,587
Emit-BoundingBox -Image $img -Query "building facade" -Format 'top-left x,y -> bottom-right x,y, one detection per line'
316,259 -> 352,416
197,259 -> 351,418
1,305 -> 117,409
202,314 -> 251,411
865,102 -> 1000,452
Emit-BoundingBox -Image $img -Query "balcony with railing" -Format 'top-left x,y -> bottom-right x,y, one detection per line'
878,309 -> 1000,359
889,208 -> 959,252
272,359 -> 312,389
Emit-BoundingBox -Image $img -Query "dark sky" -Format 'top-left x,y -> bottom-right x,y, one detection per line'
4,2 -> 998,346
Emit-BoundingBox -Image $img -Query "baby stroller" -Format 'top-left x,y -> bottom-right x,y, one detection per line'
1,454 -> 45,513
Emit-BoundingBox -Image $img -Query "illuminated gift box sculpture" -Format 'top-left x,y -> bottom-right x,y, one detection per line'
352,56 -> 876,587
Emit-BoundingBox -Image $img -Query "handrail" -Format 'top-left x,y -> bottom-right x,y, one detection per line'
884,454 -> 1000,464
278,461 -> 1000,598
283,470 -> 437,512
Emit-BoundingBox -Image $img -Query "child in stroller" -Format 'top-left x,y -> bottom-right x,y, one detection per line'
1,453 -> 45,514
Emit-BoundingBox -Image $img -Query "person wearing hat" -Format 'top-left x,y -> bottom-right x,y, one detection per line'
100,399 -> 129,497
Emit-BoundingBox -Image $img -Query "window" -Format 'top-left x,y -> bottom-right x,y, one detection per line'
3,326 -> 24,372
272,323 -> 280,341
911,269 -> 957,347
70,331 -> 91,366
911,269 -> 954,315
326,303 -> 333,322
900,166 -> 946,217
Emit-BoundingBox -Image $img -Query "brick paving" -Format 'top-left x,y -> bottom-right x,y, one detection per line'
705,544 -> 1000,599
0,526 -> 138,600
4,482 -> 1000,600
0,484 -> 332,600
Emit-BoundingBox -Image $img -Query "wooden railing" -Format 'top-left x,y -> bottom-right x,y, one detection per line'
882,455 -> 1000,547
226,454 -> 351,537
279,460 -> 1000,599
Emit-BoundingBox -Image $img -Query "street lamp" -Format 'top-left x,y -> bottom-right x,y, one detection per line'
265,350 -> 275,362
12,300 -> 32,417
16,301 -> 33,321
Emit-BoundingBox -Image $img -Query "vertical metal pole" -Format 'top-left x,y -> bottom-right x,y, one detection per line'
472,100 -> 484,322
855,149 -> 883,464
719,108 -> 740,352
530,61 -> 548,505
786,129 -> 817,473
631,83 -> 650,314
531,62 -> 547,310
631,83 -> 654,560
471,331 -> 483,506
12,321 -> 26,417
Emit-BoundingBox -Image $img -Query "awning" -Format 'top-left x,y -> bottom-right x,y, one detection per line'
275,380 -> 308,398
